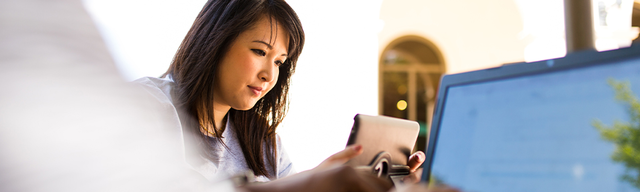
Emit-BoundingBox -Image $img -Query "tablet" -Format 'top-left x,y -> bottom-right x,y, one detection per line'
345,114 -> 420,177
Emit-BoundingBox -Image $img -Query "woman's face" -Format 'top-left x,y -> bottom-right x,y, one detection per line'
214,17 -> 289,111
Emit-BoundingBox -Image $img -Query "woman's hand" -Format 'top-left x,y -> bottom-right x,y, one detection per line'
313,144 -> 363,171
392,183 -> 460,192
241,148 -> 457,192
407,151 -> 425,172
242,165 -> 393,192
402,151 -> 426,184
314,146 -> 427,183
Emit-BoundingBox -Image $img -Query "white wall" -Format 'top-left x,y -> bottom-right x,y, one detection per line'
377,0 -> 638,75
379,0 -> 528,74
83,0 -> 206,80
279,0 -> 384,171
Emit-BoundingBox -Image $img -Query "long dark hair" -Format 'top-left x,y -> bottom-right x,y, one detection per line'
163,0 -> 304,178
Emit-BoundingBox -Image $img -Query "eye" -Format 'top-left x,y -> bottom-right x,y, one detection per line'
275,60 -> 284,67
251,49 -> 266,56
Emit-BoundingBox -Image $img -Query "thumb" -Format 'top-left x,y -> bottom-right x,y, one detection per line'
326,144 -> 363,163
315,145 -> 363,170
407,151 -> 425,172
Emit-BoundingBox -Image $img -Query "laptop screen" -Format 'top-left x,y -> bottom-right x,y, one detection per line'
428,53 -> 640,191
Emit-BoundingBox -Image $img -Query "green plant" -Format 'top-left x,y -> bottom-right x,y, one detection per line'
593,79 -> 640,189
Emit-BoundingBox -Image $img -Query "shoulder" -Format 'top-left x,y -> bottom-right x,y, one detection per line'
133,76 -> 176,105
275,134 -> 287,158
133,76 -> 174,95
133,77 -> 202,175
274,133 -> 296,177
276,134 -> 283,147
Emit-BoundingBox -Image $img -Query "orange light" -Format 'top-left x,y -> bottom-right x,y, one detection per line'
397,100 -> 407,111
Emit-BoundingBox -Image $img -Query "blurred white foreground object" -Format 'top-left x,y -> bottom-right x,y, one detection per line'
0,0 -> 232,191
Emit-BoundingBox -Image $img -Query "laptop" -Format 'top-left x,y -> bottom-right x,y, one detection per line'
421,44 -> 640,191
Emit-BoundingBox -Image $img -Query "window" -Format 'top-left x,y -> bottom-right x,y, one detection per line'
379,36 -> 444,153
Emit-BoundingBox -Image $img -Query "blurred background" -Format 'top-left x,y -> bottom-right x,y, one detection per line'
81,0 -> 640,171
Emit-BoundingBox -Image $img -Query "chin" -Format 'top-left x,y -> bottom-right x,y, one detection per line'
235,107 -> 253,111
233,102 -> 258,111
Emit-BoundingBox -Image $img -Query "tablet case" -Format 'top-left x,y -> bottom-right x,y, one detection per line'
345,114 -> 420,179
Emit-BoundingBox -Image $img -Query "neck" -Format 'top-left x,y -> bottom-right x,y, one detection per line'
212,102 -> 231,132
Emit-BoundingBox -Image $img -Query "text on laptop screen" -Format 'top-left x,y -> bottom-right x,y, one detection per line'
431,57 -> 640,191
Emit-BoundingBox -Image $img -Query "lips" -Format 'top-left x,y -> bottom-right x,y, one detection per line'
248,86 -> 263,96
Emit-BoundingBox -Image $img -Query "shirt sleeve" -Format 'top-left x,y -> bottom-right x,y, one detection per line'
275,134 -> 296,178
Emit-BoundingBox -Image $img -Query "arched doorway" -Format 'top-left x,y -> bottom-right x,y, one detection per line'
379,35 -> 445,152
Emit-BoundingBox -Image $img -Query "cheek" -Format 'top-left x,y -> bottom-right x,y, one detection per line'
266,70 -> 281,93
240,55 -> 259,69
273,69 -> 281,85
224,58 -> 261,89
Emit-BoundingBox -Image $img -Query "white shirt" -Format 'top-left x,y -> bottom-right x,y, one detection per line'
134,76 -> 295,182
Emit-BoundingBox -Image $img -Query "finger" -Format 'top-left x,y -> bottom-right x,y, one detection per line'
326,144 -> 363,163
407,151 -> 425,172
315,145 -> 364,171
401,168 -> 422,184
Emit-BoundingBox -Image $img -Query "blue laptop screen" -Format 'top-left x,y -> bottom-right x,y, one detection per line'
430,56 -> 640,191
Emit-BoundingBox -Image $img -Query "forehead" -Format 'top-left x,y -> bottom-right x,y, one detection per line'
240,17 -> 290,51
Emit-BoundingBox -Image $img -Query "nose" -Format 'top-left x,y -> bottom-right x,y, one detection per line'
258,60 -> 278,83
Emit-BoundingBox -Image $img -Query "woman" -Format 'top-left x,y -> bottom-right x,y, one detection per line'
136,0 -> 426,183
137,0 -> 302,181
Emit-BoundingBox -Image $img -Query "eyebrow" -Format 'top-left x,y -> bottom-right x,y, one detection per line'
252,40 -> 288,57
